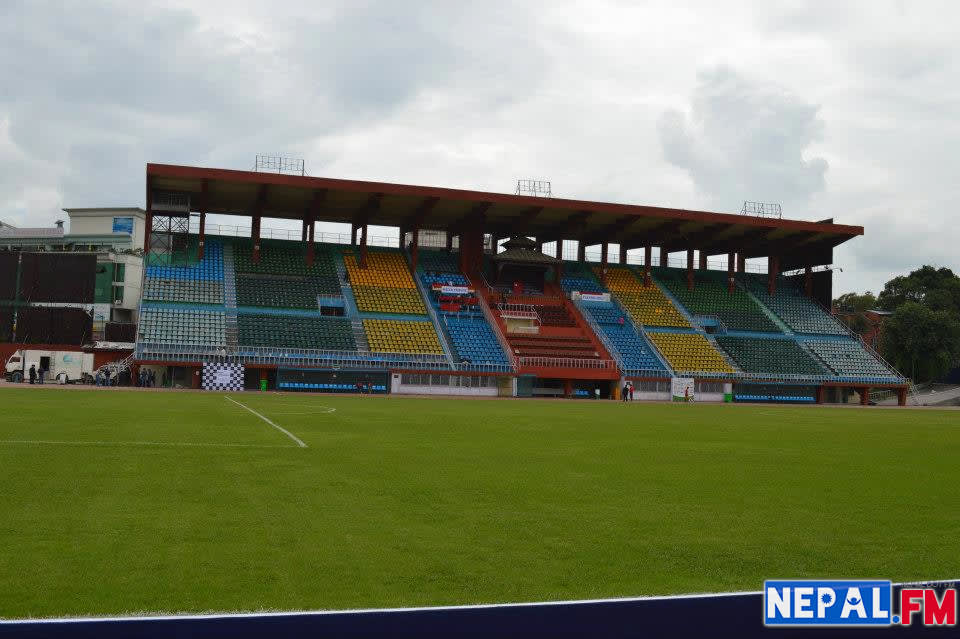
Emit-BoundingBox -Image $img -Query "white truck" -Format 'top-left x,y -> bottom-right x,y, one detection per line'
4,349 -> 95,384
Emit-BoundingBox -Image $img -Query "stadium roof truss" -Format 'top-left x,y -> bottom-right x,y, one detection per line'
146,163 -> 863,270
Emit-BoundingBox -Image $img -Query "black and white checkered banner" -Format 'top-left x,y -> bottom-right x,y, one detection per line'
202,363 -> 244,391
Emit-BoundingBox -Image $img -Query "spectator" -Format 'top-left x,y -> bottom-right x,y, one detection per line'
618,316 -> 625,326
38,365 -> 45,385
28,364 -> 36,385
104,369 -> 111,387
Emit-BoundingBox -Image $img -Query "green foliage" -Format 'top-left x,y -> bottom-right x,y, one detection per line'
833,291 -> 876,313
877,265 -> 960,314
832,291 -> 877,334
1,389 -> 959,617
880,301 -> 960,381
838,266 -> 960,381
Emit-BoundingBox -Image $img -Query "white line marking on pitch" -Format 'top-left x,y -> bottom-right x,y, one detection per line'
224,396 -> 308,448
0,440 -> 296,449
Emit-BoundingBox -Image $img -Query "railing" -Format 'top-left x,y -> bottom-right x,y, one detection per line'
692,314 -> 728,334
573,299 -> 626,370
578,252 -> 768,273
474,284 -> 518,370
621,368 -> 674,379
516,356 -> 617,370
806,297 -> 908,383
136,342 -> 451,369
193,222 -> 400,247
497,303 -> 540,322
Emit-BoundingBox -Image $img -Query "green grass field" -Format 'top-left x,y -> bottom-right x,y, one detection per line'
0,386 -> 957,618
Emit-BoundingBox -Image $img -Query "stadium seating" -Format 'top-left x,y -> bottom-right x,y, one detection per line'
533,304 -> 577,327
138,308 -> 226,346
415,250 -> 508,366
805,340 -> 899,379
143,279 -> 223,305
364,319 -> 443,354
598,266 -> 690,328
716,336 -> 827,376
581,302 -> 667,372
655,268 -> 780,332
418,250 -> 461,275
443,316 -> 510,366
234,239 -> 336,278
740,274 -> 848,335
647,332 -> 735,374
236,275 -> 334,309
560,261 -> 607,294
237,314 -> 355,350
145,239 -> 223,281
509,335 -> 600,360
144,239 -> 225,304
345,251 -> 427,314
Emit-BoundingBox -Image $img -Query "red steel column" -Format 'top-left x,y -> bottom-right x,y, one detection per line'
805,265 -> 813,298
816,385 -> 825,404
306,216 -> 315,266
252,214 -> 262,264
411,226 -> 420,272
600,244 -> 608,284
197,211 -> 206,259
351,222 -> 358,246
301,219 -> 308,243
359,224 -> 369,268
577,242 -> 586,262
698,251 -> 707,270
897,387 -> 907,406
686,249 -> 694,290
446,232 -> 453,252
727,252 -> 735,294
736,253 -> 745,273
860,387 -> 870,405
644,246 -> 652,286
619,244 -> 627,265
768,255 -> 780,295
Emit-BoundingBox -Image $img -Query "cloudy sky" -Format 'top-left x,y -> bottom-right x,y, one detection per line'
1,0 -> 956,294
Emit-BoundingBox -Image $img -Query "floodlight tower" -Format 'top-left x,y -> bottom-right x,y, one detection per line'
516,179 -> 552,198
254,154 -> 306,176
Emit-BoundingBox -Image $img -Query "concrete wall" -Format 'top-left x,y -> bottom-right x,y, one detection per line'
390,372 -> 500,396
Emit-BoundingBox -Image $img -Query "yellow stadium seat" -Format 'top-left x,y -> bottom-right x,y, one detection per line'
363,319 -> 443,354
595,266 -> 690,328
647,332 -> 735,374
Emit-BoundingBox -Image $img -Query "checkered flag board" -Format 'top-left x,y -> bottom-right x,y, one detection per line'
202,362 -> 244,391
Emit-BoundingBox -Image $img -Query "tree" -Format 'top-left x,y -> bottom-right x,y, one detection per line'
877,266 -> 960,315
833,291 -> 877,313
880,302 -> 960,382
833,291 -> 877,335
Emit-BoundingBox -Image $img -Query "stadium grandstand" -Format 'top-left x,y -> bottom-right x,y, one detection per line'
2,162 -> 908,403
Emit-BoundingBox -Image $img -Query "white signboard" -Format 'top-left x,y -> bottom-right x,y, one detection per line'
571,291 -> 611,303
433,285 -> 472,295
671,377 -> 695,402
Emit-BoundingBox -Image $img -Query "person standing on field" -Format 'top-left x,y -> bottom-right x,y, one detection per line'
28,364 -> 36,384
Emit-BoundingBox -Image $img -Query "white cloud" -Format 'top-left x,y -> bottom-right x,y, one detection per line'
0,0 -> 957,293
